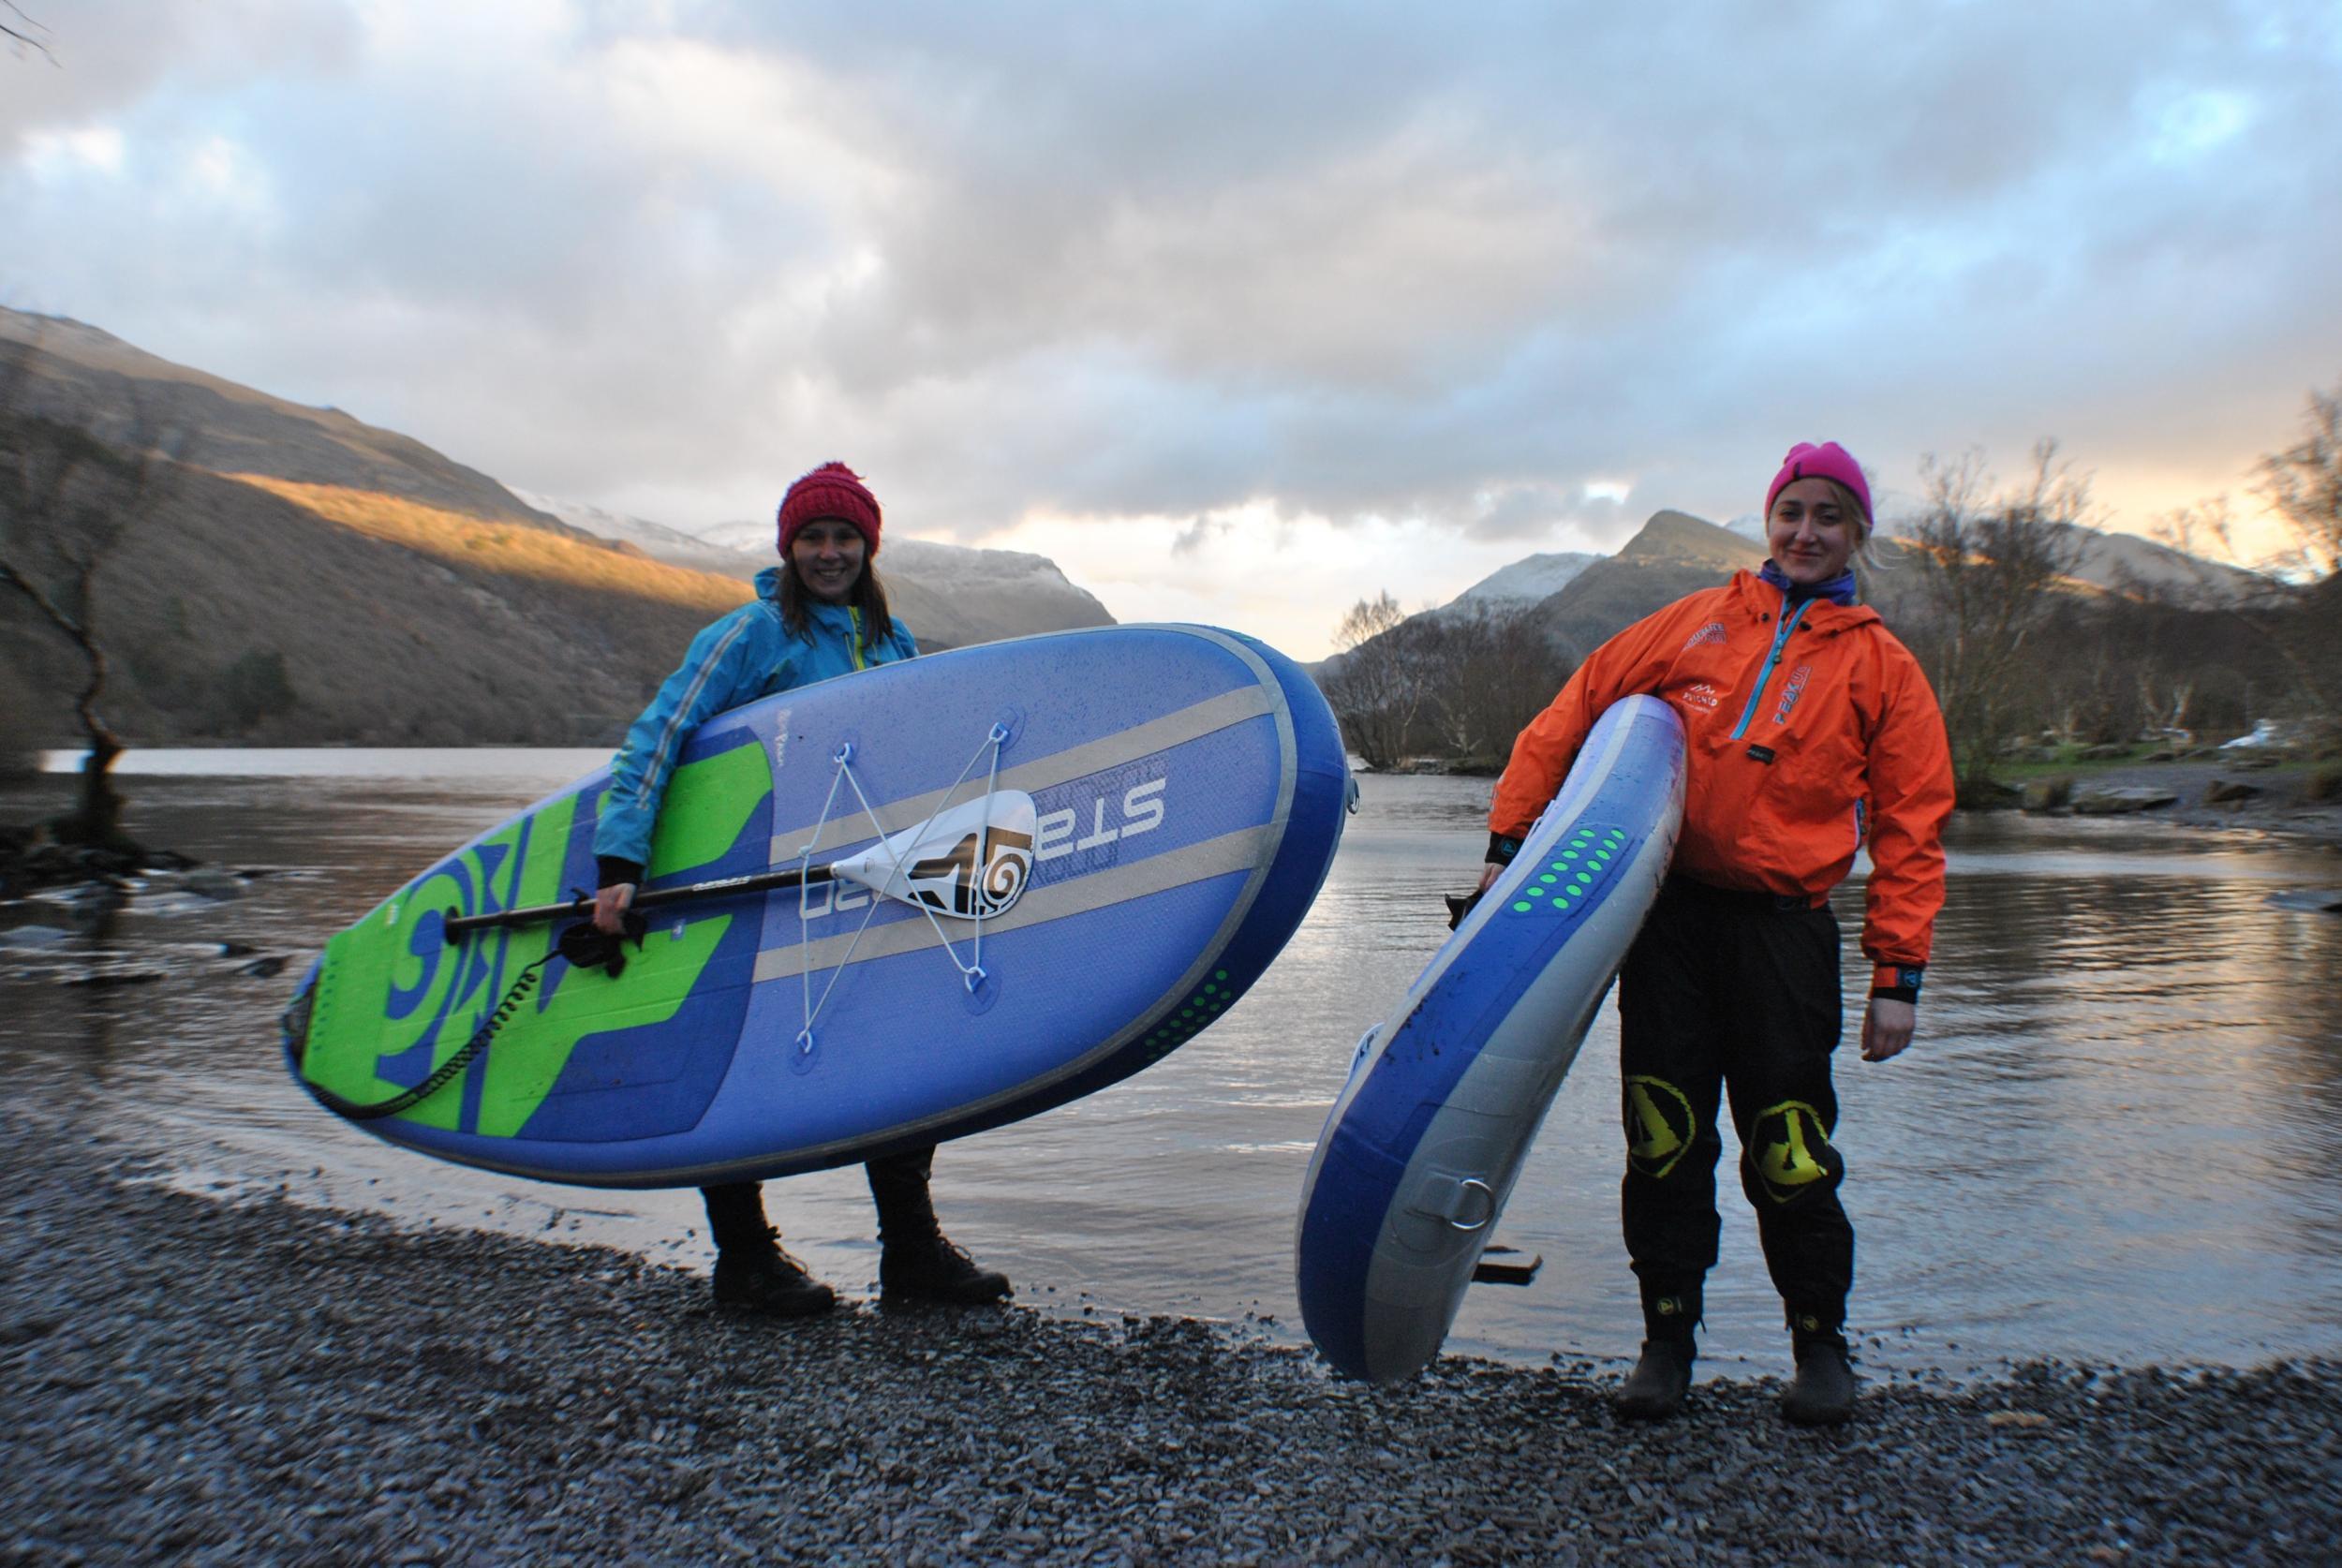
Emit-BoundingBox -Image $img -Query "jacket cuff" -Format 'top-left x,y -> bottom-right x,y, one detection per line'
597,855 -> 645,890
1870,963 -> 1923,1004
1486,832 -> 1522,865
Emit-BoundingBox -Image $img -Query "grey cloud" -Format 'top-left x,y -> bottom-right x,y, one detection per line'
3,0 -> 2337,552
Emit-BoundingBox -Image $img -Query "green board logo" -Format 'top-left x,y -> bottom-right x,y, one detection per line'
302,742 -> 772,1136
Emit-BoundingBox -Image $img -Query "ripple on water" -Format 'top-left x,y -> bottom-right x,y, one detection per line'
4,764 -> 2340,1374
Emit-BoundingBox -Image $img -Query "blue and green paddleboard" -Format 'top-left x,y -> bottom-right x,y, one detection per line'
285,625 -> 1350,1189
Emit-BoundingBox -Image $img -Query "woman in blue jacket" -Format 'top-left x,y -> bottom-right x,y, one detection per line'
590,462 -> 1011,1318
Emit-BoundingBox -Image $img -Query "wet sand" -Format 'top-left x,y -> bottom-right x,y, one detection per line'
5,1094 -> 2337,1566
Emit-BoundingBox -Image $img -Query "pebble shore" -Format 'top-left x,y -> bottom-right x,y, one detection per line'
5,1103 -> 2336,1566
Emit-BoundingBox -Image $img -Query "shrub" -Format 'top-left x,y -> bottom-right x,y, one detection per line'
214,648 -> 296,732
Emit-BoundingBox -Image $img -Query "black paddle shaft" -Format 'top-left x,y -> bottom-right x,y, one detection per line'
440,864 -> 835,941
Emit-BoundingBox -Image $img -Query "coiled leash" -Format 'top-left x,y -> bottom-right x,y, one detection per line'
310,910 -> 640,1122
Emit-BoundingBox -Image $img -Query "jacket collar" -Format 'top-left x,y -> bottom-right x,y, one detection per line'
1758,557 -> 1858,607
1731,569 -> 1878,634
753,566 -> 857,629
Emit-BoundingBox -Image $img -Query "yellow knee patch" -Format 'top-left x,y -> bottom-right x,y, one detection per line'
1751,1099 -> 1836,1204
1624,1076 -> 1697,1179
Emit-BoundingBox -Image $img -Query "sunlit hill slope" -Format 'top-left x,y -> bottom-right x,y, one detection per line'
0,309 -> 1094,749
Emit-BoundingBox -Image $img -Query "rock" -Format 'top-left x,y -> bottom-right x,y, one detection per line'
2078,744 -> 2133,761
2070,786 -> 2180,816
2229,754 -> 2280,772
181,870 -> 246,901
2019,780 -> 2070,813
2202,779 -> 2260,805
2266,889 -> 2342,913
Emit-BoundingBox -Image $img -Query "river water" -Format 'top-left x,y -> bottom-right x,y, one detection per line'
6,751 -> 2340,1380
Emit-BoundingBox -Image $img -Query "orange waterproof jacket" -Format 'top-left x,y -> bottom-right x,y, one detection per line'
1490,570 -> 1954,970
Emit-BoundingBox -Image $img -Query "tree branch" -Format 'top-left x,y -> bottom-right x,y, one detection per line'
2,2 -> 55,63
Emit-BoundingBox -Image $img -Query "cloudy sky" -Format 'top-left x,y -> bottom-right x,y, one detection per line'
6,1 -> 2339,656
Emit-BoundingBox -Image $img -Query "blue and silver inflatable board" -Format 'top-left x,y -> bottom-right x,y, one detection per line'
1294,696 -> 1685,1383
285,625 -> 1349,1189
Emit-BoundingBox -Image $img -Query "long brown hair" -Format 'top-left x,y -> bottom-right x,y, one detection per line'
777,554 -> 895,650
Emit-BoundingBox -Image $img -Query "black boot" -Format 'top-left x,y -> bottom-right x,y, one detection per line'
1782,1327 -> 1857,1426
703,1183 -> 834,1318
711,1226 -> 837,1318
880,1231 -> 1013,1305
867,1146 -> 1012,1306
1615,1338 -> 1696,1421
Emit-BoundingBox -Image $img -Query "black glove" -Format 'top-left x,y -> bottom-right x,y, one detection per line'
1444,888 -> 1487,931
556,906 -> 645,978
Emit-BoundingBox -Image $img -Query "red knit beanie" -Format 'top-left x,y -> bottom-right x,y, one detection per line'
777,462 -> 882,555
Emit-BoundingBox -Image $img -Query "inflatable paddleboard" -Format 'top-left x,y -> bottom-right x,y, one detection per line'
1295,696 -> 1684,1384
284,625 -> 1349,1189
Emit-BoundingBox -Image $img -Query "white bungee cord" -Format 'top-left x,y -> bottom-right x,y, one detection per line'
792,723 -> 1014,1058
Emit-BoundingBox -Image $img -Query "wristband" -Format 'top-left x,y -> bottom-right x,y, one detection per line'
1870,963 -> 1923,1004
596,855 -> 646,890
1487,832 -> 1522,866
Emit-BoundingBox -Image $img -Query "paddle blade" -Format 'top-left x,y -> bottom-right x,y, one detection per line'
828,791 -> 1039,920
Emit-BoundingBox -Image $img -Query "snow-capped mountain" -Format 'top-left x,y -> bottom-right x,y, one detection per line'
1434,551 -> 1600,617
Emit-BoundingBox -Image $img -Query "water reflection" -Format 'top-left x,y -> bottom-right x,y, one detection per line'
4,762 -> 2339,1375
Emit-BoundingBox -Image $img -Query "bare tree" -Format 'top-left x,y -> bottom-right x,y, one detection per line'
2148,496 -> 2238,564
2257,378 -> 2342,581
1321,590 -> 1433,770
0,345 -> 182,854
1413,608 -> 1573,766
1904,440 -> 2090,794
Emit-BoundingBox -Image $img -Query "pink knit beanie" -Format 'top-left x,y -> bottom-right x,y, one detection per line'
1764,442 -> 1873,529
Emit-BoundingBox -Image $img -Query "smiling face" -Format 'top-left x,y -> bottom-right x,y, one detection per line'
1765,477 -> 1861,587
788,518 -> 868,603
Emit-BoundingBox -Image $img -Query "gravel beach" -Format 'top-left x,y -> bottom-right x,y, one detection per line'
6,1096 -> 2338,1566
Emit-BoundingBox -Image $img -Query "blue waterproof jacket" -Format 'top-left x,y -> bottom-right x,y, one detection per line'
593,566 -> 918,875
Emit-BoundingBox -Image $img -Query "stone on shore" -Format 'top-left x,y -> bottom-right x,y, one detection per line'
4,1098 -> 2339,1564
2069,785 -> 2180,816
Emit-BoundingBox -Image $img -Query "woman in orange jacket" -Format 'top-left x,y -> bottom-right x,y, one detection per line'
1479,441 -> 1953,1426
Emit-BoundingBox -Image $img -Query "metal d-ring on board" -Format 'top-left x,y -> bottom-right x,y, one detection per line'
1447,1178 -> 1496,1233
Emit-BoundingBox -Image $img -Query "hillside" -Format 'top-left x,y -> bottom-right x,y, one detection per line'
0,310 -> 1104,748
0,311 -> 564,531
519,498 -> 1117,652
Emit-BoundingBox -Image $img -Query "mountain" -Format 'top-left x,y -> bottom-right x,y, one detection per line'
521,495 -> 1116,651
1431,551 -> 1599,619
1522,510 -> 1766,660
1379,507 -> 2270,672
2042,522 -> 2267,605
509,488 -> 751,577
1,310 -> 568,532
0,309 -> 1108,748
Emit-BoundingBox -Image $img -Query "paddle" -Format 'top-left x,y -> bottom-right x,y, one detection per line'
440,791 -> 1040,941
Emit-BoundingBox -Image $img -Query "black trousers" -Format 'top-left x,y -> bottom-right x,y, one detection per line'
1617,878 -> 1853,1339
701,1145 -> 940,1256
